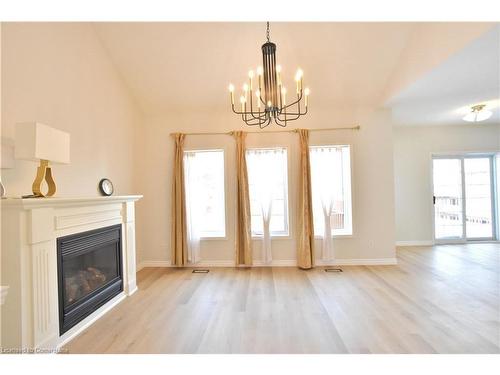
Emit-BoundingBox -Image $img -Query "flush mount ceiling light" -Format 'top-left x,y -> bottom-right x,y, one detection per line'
228,22 -> 309,128
462,104 -> 493,122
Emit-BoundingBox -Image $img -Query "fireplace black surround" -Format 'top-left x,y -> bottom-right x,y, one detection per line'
57,224 -> 123,335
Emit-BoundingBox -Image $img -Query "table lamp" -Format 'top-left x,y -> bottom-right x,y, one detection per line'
1,137 -> 15,197
15,122 -> 70,197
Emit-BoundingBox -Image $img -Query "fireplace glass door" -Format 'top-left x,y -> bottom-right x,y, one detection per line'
62,243 -> 120,306
58,225 -> 123,335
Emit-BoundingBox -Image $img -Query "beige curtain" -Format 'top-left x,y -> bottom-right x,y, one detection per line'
297,129 -> 315,269
232,131 -> 253,266
171,133 -> 188,266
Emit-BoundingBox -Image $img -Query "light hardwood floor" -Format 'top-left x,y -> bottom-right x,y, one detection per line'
64,243 -> 500,353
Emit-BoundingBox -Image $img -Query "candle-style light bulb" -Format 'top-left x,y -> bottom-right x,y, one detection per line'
276,65 -> 281,85
295,69 -> 303,94
304,87 -> 310,107
276,65 -> 282,85
295,69 -> 303,80
243,83 -> 249,101
255,90 -> 261,108
228,83 -> 235,105
256,66 -> 263,91
248,70 -> 254,90
282,87 -> 287,106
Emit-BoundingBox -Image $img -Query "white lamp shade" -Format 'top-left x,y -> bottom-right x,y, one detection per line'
15,122 -> 70,164
1,137 -> 15,169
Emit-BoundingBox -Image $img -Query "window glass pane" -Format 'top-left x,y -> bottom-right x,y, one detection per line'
184,150 -> 226,237
246,148 -> 289,236
464,158 -> 493,238
433,158 -> 464,239
251,217 -> 264,233
271,201 -> 285,215
310,145 -> 353,236
270,215 -> 285,232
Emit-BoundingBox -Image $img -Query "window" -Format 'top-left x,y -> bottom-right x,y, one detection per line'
310,145 -> 353,236
246,148 -> 289,236
183,150 -> 226,238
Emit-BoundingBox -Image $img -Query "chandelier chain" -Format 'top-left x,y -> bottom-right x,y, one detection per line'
266,22 -> 270,42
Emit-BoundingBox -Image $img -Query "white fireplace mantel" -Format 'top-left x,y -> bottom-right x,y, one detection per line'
1,195 -> 142,351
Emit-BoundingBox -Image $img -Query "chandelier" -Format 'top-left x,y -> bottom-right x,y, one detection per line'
228,22 -> 309,128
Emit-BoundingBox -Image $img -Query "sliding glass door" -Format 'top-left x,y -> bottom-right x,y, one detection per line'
432,155 -> 496,243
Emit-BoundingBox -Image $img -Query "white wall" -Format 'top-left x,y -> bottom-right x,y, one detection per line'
0,23 -> 141,197
135,107 -> 396,265
393,124 -> 500,244
0,23 -> 397,268
496,154 -> 500,239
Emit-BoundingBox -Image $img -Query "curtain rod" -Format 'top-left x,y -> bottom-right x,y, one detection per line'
169,125 -> 360,136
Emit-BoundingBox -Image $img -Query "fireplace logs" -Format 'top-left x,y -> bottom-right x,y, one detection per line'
64,267 -> 107,304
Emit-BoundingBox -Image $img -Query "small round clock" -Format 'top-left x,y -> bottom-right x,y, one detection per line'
98,178 -> 114,196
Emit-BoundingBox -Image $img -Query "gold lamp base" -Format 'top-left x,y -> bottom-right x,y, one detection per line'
32,159 -> 56,197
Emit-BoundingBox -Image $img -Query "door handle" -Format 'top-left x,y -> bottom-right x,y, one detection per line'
433,196 -> 436,205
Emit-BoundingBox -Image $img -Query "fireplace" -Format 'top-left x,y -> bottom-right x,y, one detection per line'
57,224 -> 123,335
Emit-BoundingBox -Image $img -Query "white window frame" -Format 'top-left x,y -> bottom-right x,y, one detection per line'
310,144 -> 354,238
183,148 -> 228,240
246,146 -> 290,238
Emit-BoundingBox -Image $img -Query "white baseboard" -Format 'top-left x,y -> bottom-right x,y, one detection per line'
252,259 -> 297,267
137,259 -> 235,269
138,257 -> 398,270
192,259 -> 299,267
196,260 -> 235,267
137,260 -> 172,270
138,259 -> 296,268
316,258 -> 398,266
396,240 -> 434,247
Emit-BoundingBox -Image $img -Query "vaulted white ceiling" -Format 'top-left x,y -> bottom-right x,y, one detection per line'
387,25 -> 500,126
94,22 -> 499,126
94,22 -> 416,115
